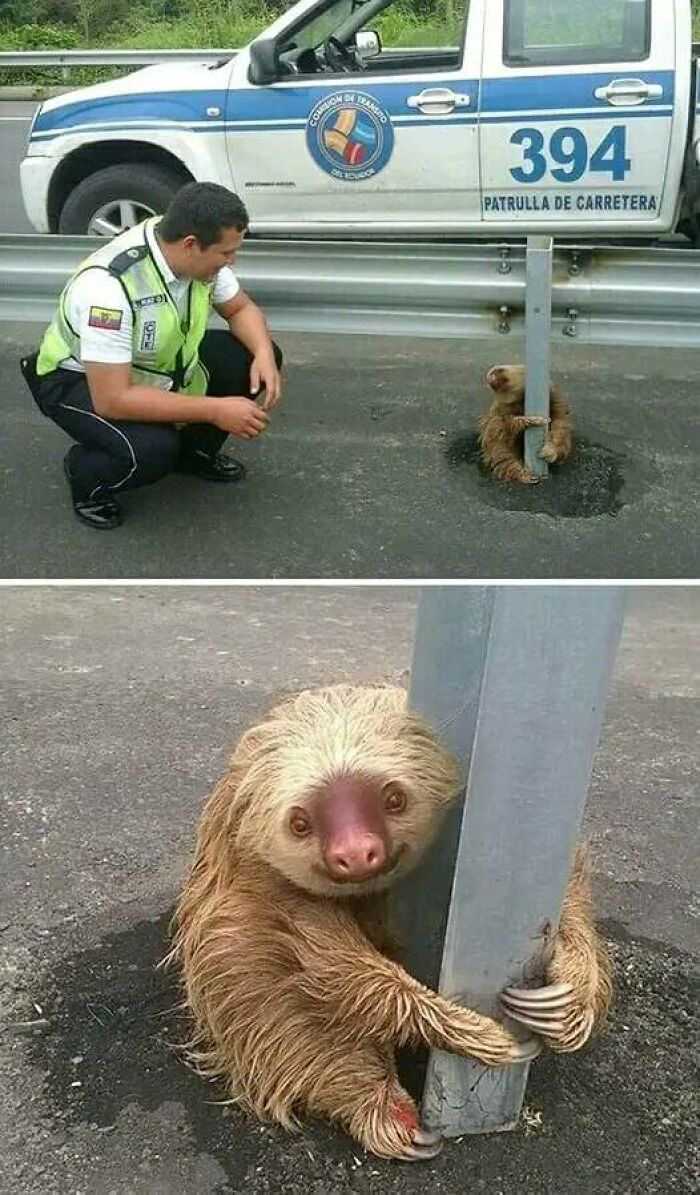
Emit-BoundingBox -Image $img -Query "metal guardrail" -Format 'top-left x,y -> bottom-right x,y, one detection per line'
0,49 -> 238,67
0,46 -> 439,67
1,234 -> 699,348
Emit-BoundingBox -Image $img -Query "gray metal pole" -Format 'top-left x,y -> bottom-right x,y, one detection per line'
393,585 -> 625,1136
524,236 -> 554,478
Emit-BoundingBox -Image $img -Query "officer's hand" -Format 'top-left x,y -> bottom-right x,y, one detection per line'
250,351 -> 283,411
212,397 -> 269,439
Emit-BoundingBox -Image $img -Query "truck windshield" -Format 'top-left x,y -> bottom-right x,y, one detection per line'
505,0 -> 650,66
282,0 -> 358,52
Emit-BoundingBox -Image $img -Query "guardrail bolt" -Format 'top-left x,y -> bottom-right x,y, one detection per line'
568,251 -> 582,277
498,305 -> 511,334
498,247 -> 512,275
563,308 -> 579,338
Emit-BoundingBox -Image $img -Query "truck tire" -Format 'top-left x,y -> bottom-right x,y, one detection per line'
57,163 -> 188,236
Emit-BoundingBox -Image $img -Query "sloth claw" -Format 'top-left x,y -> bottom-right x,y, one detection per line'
500,984 -> 575,1033
502,981 -> 575,1013
404,1128 -> 444,1161
509,1035 -> 543,1062
413,1127 -> 442,1147
504,1012 -> 568,1034
501,983 -> 595,1051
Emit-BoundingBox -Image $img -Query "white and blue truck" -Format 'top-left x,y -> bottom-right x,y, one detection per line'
19,0 -> 700,245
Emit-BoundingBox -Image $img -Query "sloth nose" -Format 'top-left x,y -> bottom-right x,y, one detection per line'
325,833 -> 387,881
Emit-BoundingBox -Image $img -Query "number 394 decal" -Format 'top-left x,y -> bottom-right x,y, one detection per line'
510,125 -> 631,184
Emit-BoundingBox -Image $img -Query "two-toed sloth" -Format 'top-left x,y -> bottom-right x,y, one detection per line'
479,364 -> 573,484
166,685 -> 611,1161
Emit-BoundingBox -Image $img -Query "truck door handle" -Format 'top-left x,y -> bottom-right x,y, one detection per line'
594,78 -> 665,106
407,88 -> 471,115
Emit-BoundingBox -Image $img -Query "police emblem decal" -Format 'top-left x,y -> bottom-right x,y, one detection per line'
306,92 -> 394,182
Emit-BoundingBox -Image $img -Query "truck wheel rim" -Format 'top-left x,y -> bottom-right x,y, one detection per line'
87,199 -> 157,237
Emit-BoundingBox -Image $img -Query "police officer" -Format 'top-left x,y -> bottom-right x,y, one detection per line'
21,182 -> 283,529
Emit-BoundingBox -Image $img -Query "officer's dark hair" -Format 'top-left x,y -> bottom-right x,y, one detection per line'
159,182 -> 249,248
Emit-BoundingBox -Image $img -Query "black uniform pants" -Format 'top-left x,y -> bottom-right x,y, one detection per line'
22,330 -> 283,502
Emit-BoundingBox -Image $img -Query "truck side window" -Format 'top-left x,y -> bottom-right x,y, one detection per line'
504,0 -> 651,67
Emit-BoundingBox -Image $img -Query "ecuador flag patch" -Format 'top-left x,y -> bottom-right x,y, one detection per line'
88,305 -> 123,331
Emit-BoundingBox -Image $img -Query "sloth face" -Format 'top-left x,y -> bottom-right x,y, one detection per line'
486,365 -> 526,402
232,686 -> 461,898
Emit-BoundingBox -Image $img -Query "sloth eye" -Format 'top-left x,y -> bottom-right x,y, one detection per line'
383,784 -> 407,814
289,808 -> 313,837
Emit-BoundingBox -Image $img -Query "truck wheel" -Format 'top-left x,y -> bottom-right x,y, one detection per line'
57,163 -> 188,236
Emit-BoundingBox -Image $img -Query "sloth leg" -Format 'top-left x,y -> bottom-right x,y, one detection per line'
491,457 -> 541,485
305,1039 -> 442,1161
541,392 -> 573,463
500,847 -> 612,1052
539,439 -> 560,463
540,418 -> 572,463
479,415 -> 540,485
484,444 -> 541,485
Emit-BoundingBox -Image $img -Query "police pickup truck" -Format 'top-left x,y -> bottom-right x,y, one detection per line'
20,0 -> 700,246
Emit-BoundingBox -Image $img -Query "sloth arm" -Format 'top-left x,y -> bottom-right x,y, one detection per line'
286,899 -> 538,1067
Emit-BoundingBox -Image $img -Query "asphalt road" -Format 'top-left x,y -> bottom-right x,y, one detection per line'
0,585 -> 697,1195
0,103 -> 36,233
2,324 -> 699,578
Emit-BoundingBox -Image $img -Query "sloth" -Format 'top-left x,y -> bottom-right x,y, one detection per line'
166,685 -> 611,1161
479,364 -> 573,484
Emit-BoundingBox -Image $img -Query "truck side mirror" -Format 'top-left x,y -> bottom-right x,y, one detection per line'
356,30 -> 382,60
248,38 -> 280,85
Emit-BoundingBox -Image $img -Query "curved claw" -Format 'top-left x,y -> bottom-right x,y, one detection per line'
504,982 -> 574,1001
501,983 -> 596,1052
501,983 -> 575,1033
403,1128 -> 444,1161
414,1128 -> 442,1148
502,1010 -> 569,1034
510,1035 -> 542,1062
502,982 -> 575,1014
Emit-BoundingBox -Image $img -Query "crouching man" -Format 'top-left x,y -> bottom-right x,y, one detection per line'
21,182 -> 283,529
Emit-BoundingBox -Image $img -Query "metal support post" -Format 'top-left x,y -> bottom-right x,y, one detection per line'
524,236 -> 554,478
391,585 -> 625,1136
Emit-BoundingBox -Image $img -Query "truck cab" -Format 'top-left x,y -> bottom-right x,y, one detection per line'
21,0 -> 700,243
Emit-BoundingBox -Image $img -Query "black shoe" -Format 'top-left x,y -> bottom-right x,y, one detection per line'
176,451 -> 247,483
63,456 -> 123,530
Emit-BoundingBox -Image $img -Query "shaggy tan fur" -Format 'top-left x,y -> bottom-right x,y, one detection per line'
165,684 -> 611,1160
479,364 -> 573,484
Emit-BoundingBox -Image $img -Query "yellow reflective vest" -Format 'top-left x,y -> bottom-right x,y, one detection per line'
37,217 -> 212,395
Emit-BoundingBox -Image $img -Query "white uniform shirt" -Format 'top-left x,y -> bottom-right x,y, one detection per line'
60,221 -> 240,373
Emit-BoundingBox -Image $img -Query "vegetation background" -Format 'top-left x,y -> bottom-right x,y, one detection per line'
1,0 -> 699,86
